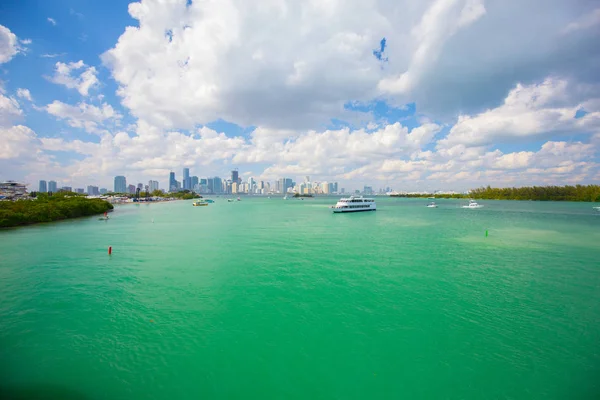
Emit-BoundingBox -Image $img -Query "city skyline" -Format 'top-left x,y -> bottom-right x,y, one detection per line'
1,2 -> 599,191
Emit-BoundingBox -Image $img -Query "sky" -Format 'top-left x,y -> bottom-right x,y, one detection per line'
1,0 -> 599,192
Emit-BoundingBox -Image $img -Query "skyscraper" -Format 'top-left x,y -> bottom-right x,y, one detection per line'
191,176 -> 199,191
87,186 -> 99,195
148,180 -> 159,192
213,177 -> 222,193
114,176 -> 127,193
128,184 -> 136,194
39,180 -> 47,192
231,169 -> 239,184
183,168 -> 190,190
169,172 -> 176,192
48,180 -> 57,193
137,183 -> 143,190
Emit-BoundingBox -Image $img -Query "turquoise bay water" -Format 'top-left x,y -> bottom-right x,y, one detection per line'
1,197 -> 599,399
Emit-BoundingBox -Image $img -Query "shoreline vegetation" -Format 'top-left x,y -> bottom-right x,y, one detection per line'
390,185 -> 600,202
0,192 -> 114,228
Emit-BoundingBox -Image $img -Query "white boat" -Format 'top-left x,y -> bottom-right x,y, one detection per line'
594,206 -> 600,211
332,195 -> 376,213
283,196 -> 288,200
462,199 -> 483,209
427,202 -> 438,208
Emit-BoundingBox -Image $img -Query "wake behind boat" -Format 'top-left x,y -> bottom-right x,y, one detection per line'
462,199 -> 483,209
332,196 -> 376,213
427,202 -> 438,208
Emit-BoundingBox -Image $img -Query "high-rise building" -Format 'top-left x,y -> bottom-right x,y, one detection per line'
212,177 -> 222,193
183,168 -> 190,190
322,182 -> 330,194
75,188 -> 85,194
191,176 -> 199,191
137,183 -> 143,191
60,186 -> 72,192
231,169 -> 239,184
333,182 -> 338,193
87,186 -> 99,196
169,172 -> 176,192
232,182 -> 238,194
128,184 -> 136,194
114,176 -> 126,193
148,180 -> 159,192
48,180 -> 57,193
100,188 -> 108,194
39,180 -> 47,192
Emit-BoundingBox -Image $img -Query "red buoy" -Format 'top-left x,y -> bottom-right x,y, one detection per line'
108,246 -> 112,255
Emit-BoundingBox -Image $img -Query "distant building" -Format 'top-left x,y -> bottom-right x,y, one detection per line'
148,180 -> 159,192
39,180 -> 47,193
322,182 -> 330,194
76,188 -> 85,194
114,176 -> 127,193
231,169 -> 239,184
363,186 -> 373,195
128,184 -> 136,194
182,168 -> 190,190
333,182 -> 338,193
60,186 -> 72,192
48,180 -> 57,193
191,176 -> 199,191
0,181 -> 28,200
169,172 -> 176,192
87,186 -> 99,196
100,188 -> 108,194
340,188 -> 345,194
232,182 -> 238,194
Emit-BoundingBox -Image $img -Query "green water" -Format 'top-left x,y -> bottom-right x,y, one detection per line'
1,197 -> 599,399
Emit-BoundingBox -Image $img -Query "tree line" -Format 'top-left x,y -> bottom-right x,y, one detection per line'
0,192 -> 114,228
390,185 -> 600,202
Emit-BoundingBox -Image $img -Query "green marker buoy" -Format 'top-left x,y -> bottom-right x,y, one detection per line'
485,230 -> 488,237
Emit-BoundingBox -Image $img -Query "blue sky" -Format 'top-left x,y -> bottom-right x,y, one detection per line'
1,0 -> 599,191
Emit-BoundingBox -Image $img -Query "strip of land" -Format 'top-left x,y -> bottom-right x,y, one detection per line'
0,193 -> 114,228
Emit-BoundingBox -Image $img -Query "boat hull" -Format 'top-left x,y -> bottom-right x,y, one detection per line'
333,208 -> 376,213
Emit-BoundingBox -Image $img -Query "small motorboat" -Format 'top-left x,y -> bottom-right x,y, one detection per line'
427,202 -> 438,208
237,197 -> 241,201
204,199 -> 215,203
227,199 -> 234,202
462,199 -> 483,209
192,200 -> 208,207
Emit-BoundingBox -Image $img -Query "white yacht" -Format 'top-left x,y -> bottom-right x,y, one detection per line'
427,202 -> 438,208
594,206 -> 600,211
332,196 -> 376,213
462,199 -> 483,209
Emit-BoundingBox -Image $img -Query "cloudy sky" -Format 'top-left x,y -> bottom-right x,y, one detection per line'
1,0 -> 599,191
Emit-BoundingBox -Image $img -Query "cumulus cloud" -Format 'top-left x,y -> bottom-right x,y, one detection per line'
47,17 -> 57,26
47,60 -> 99,96
379,0 -> 485,94
0,92 -> 23,127
16,88 -> 32,101
0,125 -> 38,159
439,78 -> 600,148
0,24 -> 21,64
45,100 -> 122,134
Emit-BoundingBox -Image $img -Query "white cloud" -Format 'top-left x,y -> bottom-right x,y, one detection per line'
45,100 -> 122,134
0,125 -> 38,159
41,53 -> 65,58
48,60 -> 99,96
0,92 -> 22,127
562,8 -> 600,34
379,0 -> 485,95
16,88 -> 32,101
439,78 -> 600,148
47,17 -> 57,26
0,24 -> 20,64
